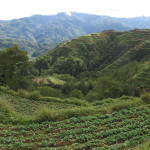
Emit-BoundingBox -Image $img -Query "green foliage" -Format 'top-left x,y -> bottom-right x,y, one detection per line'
141,92 -> 150,104
87,76 -> 123,101
69,89 -> 85,99
35,106 -> 103,122
38,86 -> 63,98
0,104 -> 149,149
131,140 -> 150,150
0,45 -> 28,86
110,99 -> 140,111
26,91 -> 41,100
6,77 -> 34,91
0,12 -> 135,56
40,97 -> 89,106
53,57 -> 86,76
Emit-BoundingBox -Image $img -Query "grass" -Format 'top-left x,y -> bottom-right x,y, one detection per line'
48,75 -> 66,85
35,98 -> 141,122
130,140 -> 150,150
0,90 -> 142,123
0,92 -> 76,115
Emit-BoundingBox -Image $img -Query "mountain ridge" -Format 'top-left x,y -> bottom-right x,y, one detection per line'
1,12 -> 150,56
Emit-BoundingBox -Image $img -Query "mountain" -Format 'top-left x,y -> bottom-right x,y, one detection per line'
1,12 -> 150,57
0,12 -> 133,56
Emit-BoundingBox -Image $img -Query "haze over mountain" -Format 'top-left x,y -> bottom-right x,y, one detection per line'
1,12 -> 150,56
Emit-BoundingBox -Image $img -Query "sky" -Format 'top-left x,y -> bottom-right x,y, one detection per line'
0,0 -> 150,20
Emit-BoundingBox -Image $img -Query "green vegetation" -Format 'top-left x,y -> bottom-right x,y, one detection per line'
0,96 -> 149,149
0,12 -> 134,57
131,140 -> 150,150
0,29 -> 150,149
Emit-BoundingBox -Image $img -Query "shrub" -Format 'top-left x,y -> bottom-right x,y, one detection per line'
38,86 -> 63,98
111,99 -> 140,111
141,92 -> 150,104
40,97 -> 89,106
0,86 -> 8,92
35,106 -> 106,122
85,90 -> 99,102
0,99 -> 15,123
69,89 -> 85,99
119,95 -> 135,101
17,89 -> 29,97
26,91 -> 41,100
133,140 -> 150,150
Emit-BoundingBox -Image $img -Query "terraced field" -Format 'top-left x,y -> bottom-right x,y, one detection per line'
0,105 -> 149,150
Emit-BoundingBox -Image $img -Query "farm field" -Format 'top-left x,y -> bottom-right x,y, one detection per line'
0,103 -> 149,150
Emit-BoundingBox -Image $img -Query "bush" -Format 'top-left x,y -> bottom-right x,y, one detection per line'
133,140 -> 150,150
40,97 -> 89,106
26,91 -> 41,100
38,86 -> 63,98
69,89 -> 85,99
17,89 -> 29,97
35,106 -> 108,122
0,86 -> 18,96
0,86 -> 8,92
85,90 -> 99,102
111,99 -> 140,111
6,77 -> 35,91
141,92 -> 150,104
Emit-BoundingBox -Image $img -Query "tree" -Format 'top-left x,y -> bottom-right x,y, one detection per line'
94,76 -> 123,99
0,45 -> 28,84
69,89 -> 85,99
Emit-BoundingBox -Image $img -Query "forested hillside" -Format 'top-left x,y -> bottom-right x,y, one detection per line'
36,29 -> 150,74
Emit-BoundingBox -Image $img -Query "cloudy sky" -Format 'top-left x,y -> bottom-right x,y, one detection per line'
0,0 -> 150,20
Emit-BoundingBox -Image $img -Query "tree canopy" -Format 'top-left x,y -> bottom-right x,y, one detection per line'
0,45 -> 28,85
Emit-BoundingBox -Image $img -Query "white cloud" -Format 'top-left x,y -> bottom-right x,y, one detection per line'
0,0 -> 150,20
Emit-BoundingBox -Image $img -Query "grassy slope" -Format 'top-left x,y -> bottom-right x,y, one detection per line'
0,92 -> 76,115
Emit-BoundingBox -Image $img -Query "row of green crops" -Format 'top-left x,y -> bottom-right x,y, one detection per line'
0,105 -> 149,150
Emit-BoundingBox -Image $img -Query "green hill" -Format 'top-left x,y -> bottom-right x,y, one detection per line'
39,29 -> 150,74
0,28 -> 150,149
33,29 -> 150,98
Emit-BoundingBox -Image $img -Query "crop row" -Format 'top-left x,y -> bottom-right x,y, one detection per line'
0,105 -> 149,149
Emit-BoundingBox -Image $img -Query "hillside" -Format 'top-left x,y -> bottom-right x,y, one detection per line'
0,28 -> 150,149
38,29 -> 150,74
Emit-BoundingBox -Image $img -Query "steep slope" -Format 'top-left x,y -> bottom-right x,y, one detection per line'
40,29 -> 150,76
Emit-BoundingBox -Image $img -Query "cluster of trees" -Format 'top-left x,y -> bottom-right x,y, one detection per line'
0,44 -> 149,102
0,46 -> 30,89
